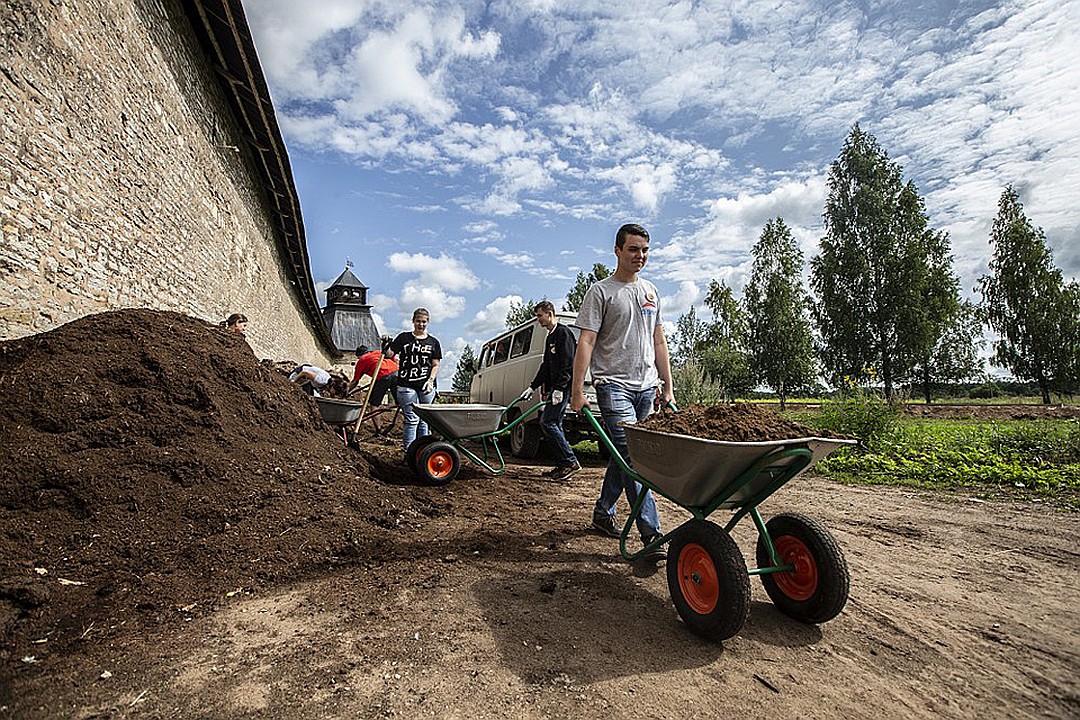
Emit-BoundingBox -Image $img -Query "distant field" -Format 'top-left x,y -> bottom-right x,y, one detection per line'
786,408 -> 1080,511
573,400 -> 1079,510
749,396 -> 1078,408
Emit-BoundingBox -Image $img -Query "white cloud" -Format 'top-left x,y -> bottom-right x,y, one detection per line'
398,283 -> 467,322
482,246 -> 533,269
381,252 -> 480,324
387,252 -> 479,291
656,174 -> 828,290
466,295 -> 522,337
664,280 -> 702,320
246,0 -> 1079,351
242,0 -> 367,101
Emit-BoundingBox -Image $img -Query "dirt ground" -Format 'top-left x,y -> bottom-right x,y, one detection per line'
2,311 -> 1078,719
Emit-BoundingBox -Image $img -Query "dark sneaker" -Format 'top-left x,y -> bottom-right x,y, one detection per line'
640,533 -> 667,561
549,462 -> 582,480
542,466 -> 561,477
591,514 -> 620,538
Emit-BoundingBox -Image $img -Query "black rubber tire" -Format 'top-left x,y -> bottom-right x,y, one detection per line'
510,417 -> 542,459
666,519 -> 751,641
755,512 -> 850,624
406,434 -> 439,474
417,442 -> 461,486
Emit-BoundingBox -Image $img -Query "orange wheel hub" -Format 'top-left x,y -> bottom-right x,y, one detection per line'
677,543 -> 719,614
425,451 -> 454,479
773,535 -> 818,601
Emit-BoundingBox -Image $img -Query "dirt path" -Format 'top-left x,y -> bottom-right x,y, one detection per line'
6,461 -> 1077,719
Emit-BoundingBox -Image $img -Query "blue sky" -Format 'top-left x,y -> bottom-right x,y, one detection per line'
241,0 -> 1080,373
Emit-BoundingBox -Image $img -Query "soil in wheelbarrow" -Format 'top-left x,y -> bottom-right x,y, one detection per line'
636,402 -> 848,442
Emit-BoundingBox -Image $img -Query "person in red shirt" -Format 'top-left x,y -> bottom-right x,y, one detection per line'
349,345 -> 399,405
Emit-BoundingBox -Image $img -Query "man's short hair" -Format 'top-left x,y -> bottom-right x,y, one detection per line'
356,345 -> 369,356
533,300 -> 555,315
615,223 -> 650,248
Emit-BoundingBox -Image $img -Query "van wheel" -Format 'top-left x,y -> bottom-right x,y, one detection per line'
510,419 -> 541,459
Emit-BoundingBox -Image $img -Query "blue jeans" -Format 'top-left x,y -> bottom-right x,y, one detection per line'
540,394 -> 577,467
395,385 -> 436,453
593,383 -> 661,538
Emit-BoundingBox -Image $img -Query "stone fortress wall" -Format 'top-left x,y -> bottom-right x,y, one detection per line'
0,0 -> 339,367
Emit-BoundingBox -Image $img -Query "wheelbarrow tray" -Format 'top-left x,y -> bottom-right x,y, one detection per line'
314,397 -> 364,424
414,403 -> 505,440
623,425 -> 856,508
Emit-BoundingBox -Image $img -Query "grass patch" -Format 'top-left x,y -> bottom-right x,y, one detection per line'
808,416 -> 1080,510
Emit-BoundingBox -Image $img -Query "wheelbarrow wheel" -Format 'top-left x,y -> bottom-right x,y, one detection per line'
417,442 -> 461,486
406,434 -> 439,474
507,410 -> 541,459
666,519 -> 751,642
755,512 -> 849,624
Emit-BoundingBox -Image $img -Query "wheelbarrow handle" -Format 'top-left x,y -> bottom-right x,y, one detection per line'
580,406 -> 632,477
498,399 -> 545,428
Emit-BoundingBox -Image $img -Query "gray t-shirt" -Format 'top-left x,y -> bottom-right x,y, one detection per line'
576,275 -> 662,391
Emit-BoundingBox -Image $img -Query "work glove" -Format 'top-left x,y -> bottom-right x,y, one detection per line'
518,387 -> 534,402
422,377 -> 435,394
380,335 -> 393,353
550,390 -> 564,404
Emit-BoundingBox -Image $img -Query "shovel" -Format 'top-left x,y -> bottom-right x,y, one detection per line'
353,351 -> 386,435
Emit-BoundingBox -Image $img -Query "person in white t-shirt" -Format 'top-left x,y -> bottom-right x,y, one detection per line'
570,223 -> 674,560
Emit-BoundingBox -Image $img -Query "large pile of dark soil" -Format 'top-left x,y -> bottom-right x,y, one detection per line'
638,403 -> 843,441
0,309 -> 405,668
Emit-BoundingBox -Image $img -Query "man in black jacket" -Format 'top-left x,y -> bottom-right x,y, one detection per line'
520,300 -> 581,479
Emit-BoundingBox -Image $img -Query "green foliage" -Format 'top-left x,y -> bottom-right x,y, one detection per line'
811,124 -> 963,401
672,306 -> 705,366
967,382 -> 1002,400
912,300 -> 984,403
979,186 -> 1079,403
671,361 -> 724,407
505,298 -> 541,329
672,281 -> 753,400
451,345 -> 477,392
702,281 -> 753,398
815,417 -> 1080,508
563,263 -> 610,313
814,367 -> 900,448
987,420 -> 1080,465
744,217 -> 816,408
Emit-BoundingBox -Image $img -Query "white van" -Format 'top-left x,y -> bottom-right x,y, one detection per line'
470,312 -> 597,458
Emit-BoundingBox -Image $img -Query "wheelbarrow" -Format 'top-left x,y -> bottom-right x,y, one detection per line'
582,406 -> 856,642
405,401 -> 545,485
314,396 -> 401,445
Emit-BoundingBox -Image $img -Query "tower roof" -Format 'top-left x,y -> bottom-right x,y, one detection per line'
329,266 -> 367,289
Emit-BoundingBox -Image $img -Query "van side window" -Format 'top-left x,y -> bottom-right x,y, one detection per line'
509,328 -> 532,359
479,344 -> 491,368
493,338 -> 509,364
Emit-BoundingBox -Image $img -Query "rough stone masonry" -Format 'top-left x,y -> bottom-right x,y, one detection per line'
0,0 -> 337,366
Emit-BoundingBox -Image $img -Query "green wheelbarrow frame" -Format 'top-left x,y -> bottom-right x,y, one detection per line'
408,401 -> 546,482
580,405 -> 856,641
